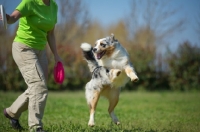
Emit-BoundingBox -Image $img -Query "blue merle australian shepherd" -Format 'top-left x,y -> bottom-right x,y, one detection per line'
80,43 -> 121,126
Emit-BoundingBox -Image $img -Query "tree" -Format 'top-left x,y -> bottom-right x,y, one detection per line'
55,0 -> 90,45
119,0 -> 185,90
126,27 -> 170,91
126,0 -> 185,48
196,6 -> 200,40
167,41 -> 200,91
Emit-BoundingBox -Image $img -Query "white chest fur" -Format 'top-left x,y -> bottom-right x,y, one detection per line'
97,44 -> 131,88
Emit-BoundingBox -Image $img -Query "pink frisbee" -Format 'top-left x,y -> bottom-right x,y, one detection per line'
54,61 -> 65,84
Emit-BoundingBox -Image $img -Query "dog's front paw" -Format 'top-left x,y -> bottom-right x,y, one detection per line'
130,72 -> 139,82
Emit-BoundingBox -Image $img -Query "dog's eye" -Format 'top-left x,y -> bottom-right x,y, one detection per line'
100,43 -> 106,47
106,69 -> 109,73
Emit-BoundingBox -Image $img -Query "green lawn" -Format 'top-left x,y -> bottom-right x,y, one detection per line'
0,91 -> 200,132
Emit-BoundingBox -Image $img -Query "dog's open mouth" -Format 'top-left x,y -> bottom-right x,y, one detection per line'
97,51 -> 106,59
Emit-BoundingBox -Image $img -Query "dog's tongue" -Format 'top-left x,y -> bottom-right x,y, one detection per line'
97,53 -> 101,59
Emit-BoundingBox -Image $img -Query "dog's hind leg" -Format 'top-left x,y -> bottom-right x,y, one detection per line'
87,90 -> 100,127
107,88 -> 121,125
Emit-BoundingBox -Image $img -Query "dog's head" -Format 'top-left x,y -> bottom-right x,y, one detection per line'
93,34 -> 118,60
92,66 -> 121,85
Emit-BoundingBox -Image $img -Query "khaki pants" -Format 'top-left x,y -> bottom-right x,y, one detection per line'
6,42 -> 48,129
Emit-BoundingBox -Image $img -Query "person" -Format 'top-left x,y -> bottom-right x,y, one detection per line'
1,0 -> 61,131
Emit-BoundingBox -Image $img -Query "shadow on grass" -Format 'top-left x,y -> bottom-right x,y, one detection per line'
0,121 -> 179,132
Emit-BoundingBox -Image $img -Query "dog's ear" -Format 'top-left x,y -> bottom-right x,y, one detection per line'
111,33 -> 115,41
110,33 -> 117,43
105,33 -> 118,45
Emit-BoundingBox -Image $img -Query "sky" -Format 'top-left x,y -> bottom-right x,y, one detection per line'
84,0 -> 200,50
84,0 -> 131,26
0,0 -> 200,50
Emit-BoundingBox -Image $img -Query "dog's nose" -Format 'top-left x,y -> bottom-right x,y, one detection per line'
93,48 -> 97,52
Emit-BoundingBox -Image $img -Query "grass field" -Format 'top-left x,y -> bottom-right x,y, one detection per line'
0,91 -> 200,132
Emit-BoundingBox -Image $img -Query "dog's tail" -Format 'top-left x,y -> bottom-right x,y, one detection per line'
80,43 -> 98,72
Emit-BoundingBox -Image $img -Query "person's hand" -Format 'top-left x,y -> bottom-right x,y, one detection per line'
54,54 -> 62,64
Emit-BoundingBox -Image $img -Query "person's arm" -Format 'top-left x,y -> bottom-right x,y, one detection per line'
6,10 -> 21,24
0,10 -> 21,24
47,27 -> 61,63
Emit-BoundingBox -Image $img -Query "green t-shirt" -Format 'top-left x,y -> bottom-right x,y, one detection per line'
14,0 -> 58,50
